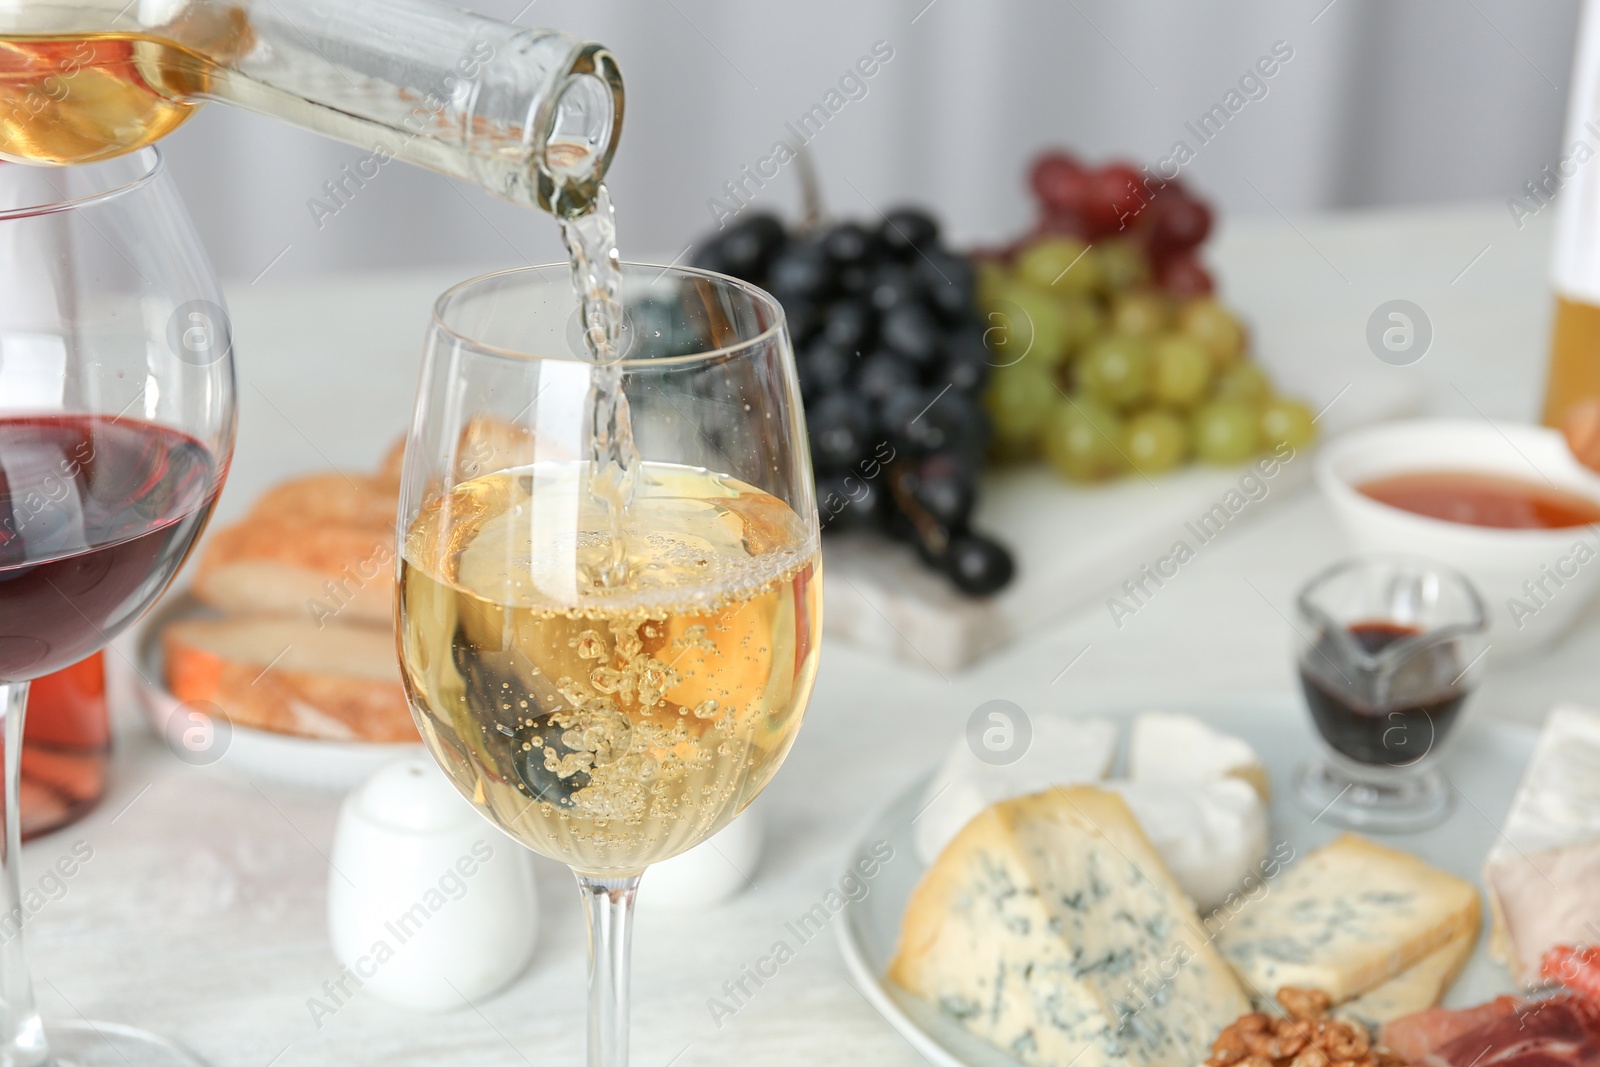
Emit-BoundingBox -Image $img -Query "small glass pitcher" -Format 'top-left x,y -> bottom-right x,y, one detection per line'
1293,555 -> 1490,832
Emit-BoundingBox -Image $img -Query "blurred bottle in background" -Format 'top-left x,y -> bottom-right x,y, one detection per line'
1543,0 -> 1600,427
19,653 -> 109,840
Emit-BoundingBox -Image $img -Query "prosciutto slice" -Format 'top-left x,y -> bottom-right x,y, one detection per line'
1383,998 -> 1522,1063
1386,997 -> 1600,1067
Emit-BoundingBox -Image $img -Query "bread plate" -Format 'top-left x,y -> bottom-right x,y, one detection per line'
124,591 -> 423,791
834,694 -> 1532,1067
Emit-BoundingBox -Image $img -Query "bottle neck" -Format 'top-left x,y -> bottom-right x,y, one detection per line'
214,0 -> 622,214
3,0 -> 624,215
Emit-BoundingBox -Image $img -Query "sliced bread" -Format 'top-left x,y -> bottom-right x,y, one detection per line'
192,513 -> 395,626
164,615 -> 415,743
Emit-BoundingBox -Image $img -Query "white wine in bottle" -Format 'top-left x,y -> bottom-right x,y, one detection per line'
0,33 -> 215,165
1545,0 -> 1600,427
0,0 -> 621,215
399,460 -> 822,875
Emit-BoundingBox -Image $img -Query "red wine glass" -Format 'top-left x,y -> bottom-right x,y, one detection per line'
0,150 -> 235,1065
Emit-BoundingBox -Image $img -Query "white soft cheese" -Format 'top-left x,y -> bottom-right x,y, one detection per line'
1128,711 -> 1270,802
912,714 -> 1117,865
1108,779 -> 1268,913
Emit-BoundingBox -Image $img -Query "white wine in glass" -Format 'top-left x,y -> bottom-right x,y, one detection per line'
396,263 -> 822,1065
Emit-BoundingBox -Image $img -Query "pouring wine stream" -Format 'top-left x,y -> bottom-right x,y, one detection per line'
558,182 -> 639,590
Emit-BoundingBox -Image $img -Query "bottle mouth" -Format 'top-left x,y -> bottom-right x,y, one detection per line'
539,44 -> 624,216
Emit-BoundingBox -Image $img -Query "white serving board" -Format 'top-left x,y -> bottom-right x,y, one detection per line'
823,371 -> 1417,672
835,694 -> 1532,1067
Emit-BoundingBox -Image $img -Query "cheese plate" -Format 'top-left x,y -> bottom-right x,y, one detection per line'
834,694 -> 1534,1067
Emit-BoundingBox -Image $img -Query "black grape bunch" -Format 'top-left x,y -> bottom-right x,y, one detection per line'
694,209 -> 1015,597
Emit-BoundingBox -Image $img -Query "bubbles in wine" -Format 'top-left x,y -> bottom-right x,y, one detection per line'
400,461 -> 821,873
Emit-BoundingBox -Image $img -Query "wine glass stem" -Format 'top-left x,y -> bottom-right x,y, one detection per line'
575,872 -> 641,1067
0,682 -> 48,1066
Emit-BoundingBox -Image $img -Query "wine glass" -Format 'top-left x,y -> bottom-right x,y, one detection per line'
0,149 -> 235,1066
396,262 -> 822,1066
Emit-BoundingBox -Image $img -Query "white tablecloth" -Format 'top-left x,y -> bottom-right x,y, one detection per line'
25,202 -> 1595,1067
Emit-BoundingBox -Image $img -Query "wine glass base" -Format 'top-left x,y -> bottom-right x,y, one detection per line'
1294,758 -> 1452,833
45,1021 -> 205,1067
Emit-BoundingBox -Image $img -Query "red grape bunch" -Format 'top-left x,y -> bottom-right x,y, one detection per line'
980,150 -> 1315,481
1024,151 -> 1217,296
694,209 -> 1014,596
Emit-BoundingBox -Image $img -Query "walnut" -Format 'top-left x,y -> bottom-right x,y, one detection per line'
1277,987 -> 1333,1021
1203,989 -> 1398,1067
1262,1019 -> 1309,1059
1288,1047 -> 1329,1067
1325,1027 -> 1369,1060
1211,1028 -> 1249,1064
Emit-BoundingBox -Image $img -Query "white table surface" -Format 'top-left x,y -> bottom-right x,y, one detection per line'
24,201 -> 1598,1067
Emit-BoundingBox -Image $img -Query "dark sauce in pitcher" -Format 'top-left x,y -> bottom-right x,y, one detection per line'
1299,621 -> 1468,767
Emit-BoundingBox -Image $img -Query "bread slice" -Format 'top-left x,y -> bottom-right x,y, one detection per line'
890,786 -> 1250,1067
245,473 -> 398,527
1337,923 -> 1478,1028
1217,834 -> 1480,1003
192,513 -> 395,626
164,616 -> 416,743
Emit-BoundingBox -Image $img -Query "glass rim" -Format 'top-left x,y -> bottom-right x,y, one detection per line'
430,261 -> 788,369
1294,553 -> 1489,669
0,147 -> 164,222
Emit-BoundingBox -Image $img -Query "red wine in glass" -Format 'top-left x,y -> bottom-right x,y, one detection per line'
1298,620 -> 1469,768
0,413 -> 221,682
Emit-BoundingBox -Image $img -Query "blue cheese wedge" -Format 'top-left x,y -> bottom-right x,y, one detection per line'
1335,925 -> 1477,1028
1217,834 -> 1479,1003
890,786 -> 1250,1067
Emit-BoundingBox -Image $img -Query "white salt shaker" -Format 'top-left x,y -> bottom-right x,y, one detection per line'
640,807 -> 764,911
327,756 -> 539,1010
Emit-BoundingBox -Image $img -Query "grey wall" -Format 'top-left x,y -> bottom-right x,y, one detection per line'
158,0 -> 1582,282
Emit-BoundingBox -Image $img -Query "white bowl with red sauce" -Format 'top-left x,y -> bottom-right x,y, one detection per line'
1317,418 -> 1600,658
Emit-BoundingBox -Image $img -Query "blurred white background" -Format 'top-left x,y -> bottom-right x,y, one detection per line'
158,0 -> 1581,282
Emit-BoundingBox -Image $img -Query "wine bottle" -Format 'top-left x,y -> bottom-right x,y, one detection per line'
0,0 -> 622,216
1543,0 -> 1600,426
